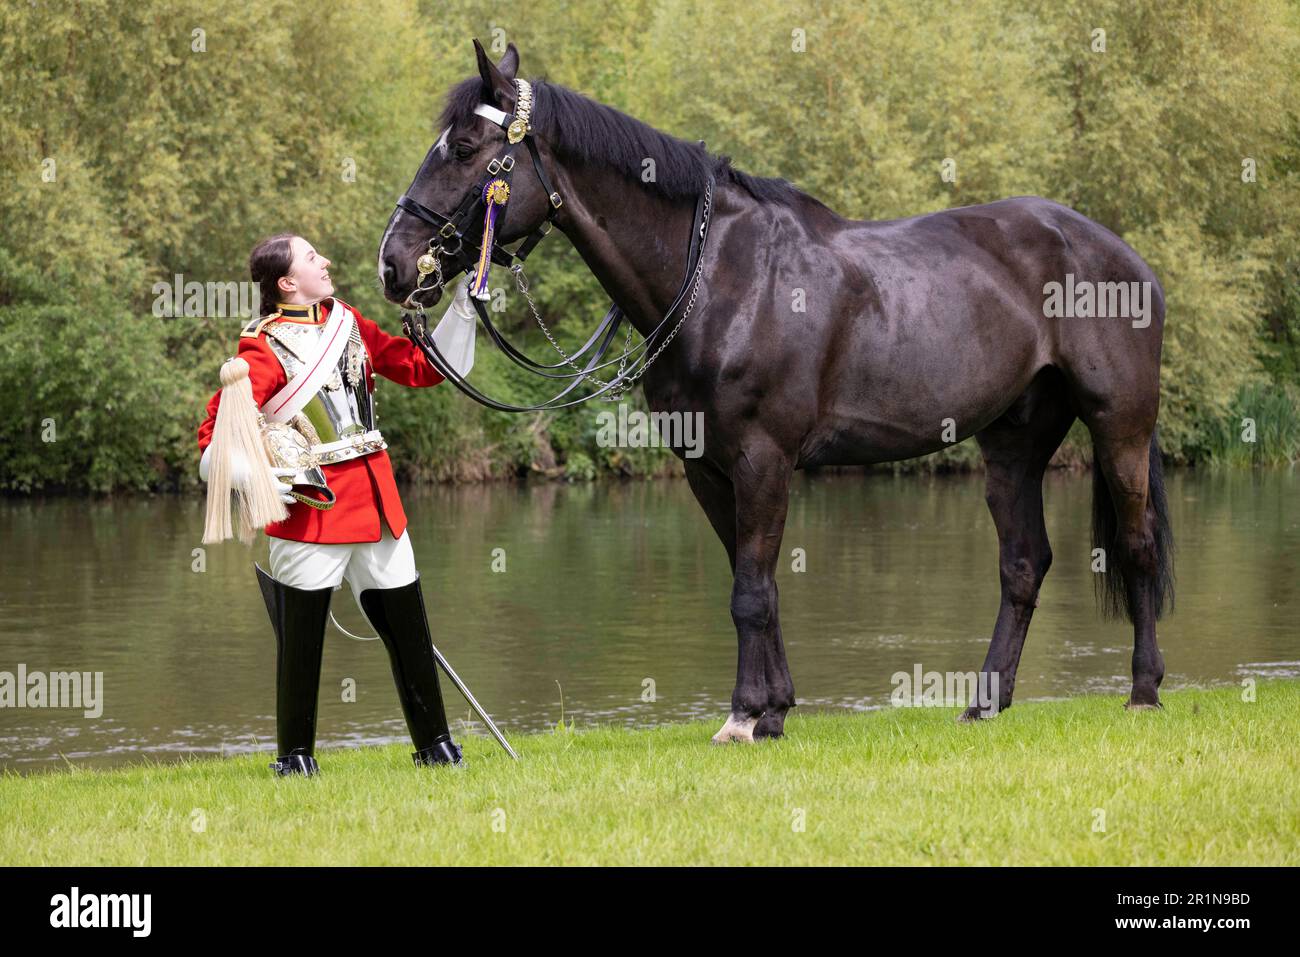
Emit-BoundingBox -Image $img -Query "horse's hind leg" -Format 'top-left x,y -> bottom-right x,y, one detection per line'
1088,426 -> 1173,709
960,372 -> 1075,721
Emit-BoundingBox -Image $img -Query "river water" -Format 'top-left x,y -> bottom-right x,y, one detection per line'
1,469 -> 1296,771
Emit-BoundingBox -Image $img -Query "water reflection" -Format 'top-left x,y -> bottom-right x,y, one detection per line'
1,468 -> 1296,771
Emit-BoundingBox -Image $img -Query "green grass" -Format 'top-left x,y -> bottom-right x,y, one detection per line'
3,682 -> 1297,866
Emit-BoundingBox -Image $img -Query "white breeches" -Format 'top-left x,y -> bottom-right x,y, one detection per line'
268,528 -> 418,611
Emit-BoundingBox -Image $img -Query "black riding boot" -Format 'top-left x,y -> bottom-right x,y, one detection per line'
255,565 -> 331,777
358,578 -> 464,767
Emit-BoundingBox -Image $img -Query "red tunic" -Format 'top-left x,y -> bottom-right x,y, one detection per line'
197,298 -> 443,544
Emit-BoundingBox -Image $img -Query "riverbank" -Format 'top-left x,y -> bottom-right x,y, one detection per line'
3,682 -> 1296,866
5,417 -> 1297,497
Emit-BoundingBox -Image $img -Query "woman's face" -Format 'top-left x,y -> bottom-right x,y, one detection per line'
278,236 -> 334,303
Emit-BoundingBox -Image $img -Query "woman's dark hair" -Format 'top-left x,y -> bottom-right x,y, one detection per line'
249,233 -> 298,315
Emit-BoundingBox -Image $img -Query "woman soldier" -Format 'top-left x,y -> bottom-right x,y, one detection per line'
198,233 -> 464,776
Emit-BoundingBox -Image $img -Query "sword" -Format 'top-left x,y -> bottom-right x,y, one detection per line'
330,610 -> 519,760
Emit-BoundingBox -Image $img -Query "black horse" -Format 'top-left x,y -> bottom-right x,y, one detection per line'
379,42 -> 1173,742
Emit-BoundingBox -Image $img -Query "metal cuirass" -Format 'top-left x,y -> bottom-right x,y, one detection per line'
262,320 -> 387,468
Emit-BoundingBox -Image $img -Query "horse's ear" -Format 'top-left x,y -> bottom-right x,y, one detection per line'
472,38 -> 516,108
498,43 -> 519,81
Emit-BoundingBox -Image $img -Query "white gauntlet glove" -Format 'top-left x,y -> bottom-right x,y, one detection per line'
200,445 -> 297,504
269,467 -> 297,505
430,277 -> 478,378
450,277 -> 475,320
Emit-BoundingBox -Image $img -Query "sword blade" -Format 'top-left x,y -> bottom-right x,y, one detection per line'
427,640 -> 519,761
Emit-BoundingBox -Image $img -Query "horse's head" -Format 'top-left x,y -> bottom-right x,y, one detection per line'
379,39 -> 558,309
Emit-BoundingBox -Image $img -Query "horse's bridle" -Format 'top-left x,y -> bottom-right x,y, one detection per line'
394,78 -> 561,301
392,77 -> 715,411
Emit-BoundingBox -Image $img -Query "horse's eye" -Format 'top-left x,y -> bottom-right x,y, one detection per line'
453,142 -> 475,162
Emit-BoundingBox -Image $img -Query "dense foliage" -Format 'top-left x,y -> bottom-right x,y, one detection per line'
2,0 -> 1297,491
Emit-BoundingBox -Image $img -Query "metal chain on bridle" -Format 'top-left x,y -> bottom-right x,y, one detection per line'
509,182 -> 711,399
392,78 -> 713,411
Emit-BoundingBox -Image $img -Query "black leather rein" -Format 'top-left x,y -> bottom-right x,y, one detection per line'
404,179 -> 712,412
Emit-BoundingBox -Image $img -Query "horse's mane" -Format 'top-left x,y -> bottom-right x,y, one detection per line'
437,76 -> 810,207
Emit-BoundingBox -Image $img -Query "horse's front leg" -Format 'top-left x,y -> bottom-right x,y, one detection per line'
712,442 -> 794,744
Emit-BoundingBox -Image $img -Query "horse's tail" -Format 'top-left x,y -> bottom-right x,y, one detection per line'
1091,432 -> 1174,621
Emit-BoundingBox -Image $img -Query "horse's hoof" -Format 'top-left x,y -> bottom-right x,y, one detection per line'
711,714 -> 758,744
753,712 -> 788,739
957,706 -> 996,723
1124,700 -> 1163,711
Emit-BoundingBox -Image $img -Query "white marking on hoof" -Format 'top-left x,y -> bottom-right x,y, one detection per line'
711,714 -> 759,745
